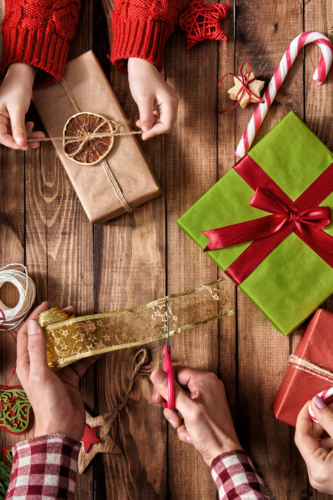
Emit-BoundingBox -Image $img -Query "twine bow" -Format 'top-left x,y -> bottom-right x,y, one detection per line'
216,61 -> 265,114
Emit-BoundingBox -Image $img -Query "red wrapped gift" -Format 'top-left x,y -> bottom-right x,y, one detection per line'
273,309 -> 333,427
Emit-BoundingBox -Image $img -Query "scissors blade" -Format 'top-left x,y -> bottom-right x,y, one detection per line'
166,301 -> 170,349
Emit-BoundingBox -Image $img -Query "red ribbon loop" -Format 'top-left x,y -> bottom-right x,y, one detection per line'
203,187 -> 332,253
216,61 -> 265,114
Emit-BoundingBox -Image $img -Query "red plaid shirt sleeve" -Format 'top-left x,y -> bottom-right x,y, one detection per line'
211,449 -> 270,500
6,434 -> 80,500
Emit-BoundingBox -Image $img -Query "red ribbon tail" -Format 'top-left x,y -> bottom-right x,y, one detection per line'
203,215 -> 289,252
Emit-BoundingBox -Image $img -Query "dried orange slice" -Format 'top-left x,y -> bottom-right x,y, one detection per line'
63,112 -> 114,165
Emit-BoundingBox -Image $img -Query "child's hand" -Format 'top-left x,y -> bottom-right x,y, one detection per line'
128,58 -> 179,140
295,398 -> 333,494
0,63 -> 45,150
16,301 -> 101,441
151,366 -> 241,465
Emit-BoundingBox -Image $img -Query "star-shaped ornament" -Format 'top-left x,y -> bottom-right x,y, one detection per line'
81,424 -> 100,453
228,72 -> 265,108
78,410 -> 122,474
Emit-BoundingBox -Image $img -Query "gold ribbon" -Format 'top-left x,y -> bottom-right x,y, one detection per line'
28,78 -> 142,214
289,354 -> 333,383
38,278 -> 233,371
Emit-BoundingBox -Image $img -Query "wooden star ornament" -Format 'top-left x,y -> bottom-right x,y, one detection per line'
228,72 -> 265,108
78,410 -> 122,474
78,348 -> 152,474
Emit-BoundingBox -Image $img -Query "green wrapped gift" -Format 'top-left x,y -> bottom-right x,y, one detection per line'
178,112 -> 333,335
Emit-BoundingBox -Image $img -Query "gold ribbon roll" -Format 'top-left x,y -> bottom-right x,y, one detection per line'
38,278 -> 232,371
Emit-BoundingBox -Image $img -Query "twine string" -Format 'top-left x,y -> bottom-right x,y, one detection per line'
216,61 -> 265,114
0,264 -> 36,330
289,354 -> 333,384
114,348 -> 150,413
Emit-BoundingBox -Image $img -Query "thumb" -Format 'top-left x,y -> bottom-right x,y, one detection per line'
151,369 -> 193,415
8,105 -> 27,146
311,395 -> 333,437
27,320 -> 49,376
136,97 -> 155,131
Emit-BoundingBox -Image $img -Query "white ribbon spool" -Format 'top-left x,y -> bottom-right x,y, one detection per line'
0,264 -> 36,330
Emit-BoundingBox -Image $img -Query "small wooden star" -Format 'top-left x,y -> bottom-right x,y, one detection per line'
78,410 -> 122,474
228,72 -> 265,108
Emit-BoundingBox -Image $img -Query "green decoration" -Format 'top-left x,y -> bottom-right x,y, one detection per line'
329,27 -> 333,43
2,448 -> 13,467
178,112 -> 333,335
0,386 -> 32,434
0,460 -> 11,500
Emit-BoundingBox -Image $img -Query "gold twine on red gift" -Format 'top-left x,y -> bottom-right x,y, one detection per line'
289,354 -> 333,384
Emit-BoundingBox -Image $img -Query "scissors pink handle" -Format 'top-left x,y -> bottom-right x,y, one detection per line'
163,345 -> 175,410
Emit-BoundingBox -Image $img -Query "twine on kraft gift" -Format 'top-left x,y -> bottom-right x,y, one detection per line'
289,354 -> 333,384
28,78 -> 145,214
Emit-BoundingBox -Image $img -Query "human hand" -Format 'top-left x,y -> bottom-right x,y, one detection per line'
151,366 -> 241,465
295,397 -> 333,494
17,301 -> 101,442
0,63 -> 45,150
128,58 -> 179,140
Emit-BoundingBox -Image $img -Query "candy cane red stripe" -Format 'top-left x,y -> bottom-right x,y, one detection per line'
235,32 -> 333,157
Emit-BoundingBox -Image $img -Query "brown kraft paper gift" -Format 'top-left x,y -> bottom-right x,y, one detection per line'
32,51 -> 161,224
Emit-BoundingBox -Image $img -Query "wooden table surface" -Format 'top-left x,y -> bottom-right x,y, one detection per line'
1,0 -> 333,498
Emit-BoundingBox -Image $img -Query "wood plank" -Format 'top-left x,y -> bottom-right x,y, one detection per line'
25,1 -> 95,498
165,12 -> 220,499
93,2 -> 167,498
217,0 -> 238,429
304,4 -> 333,500
235,1 -> 309,498
0,146 -> 25,454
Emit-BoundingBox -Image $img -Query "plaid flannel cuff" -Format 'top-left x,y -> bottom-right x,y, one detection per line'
211,449 -> 270,500
6,433 -> 80,500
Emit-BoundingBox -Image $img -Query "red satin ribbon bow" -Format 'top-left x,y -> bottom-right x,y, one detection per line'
203,187 -> 332,253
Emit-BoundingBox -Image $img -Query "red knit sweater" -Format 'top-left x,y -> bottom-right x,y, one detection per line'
0,0 -> 184,87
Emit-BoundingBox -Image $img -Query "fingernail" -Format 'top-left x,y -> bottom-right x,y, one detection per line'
314,395 -> 326,410
28,320 -> 40,335
15,135 -> 25,145
141,125 -> 150,132
168,419 -> 176,428
153,370 -> 167,387
185,436 -> 192,444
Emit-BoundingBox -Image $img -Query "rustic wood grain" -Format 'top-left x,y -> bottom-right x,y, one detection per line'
235,0 -> 309,499
165,10 -> 221,498
1,0 -> 333,497
217,0 -> 238,430
0,146 -> 25,453
25,1 -> 95,497
305,3 -> 333,500
93,2 -> 167,498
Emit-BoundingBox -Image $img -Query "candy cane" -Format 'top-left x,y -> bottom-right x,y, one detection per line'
308,387 -> 333,423
235,32 -> 333,158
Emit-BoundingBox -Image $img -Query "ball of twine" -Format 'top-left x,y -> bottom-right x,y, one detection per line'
0,264 -> 36,330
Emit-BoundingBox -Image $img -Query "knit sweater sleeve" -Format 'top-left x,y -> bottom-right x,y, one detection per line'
0,0 -> 81,88
110,0 -> 184,72
211,450 -> 270,500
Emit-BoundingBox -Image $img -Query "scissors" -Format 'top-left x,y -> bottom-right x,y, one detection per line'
163,302 -> 175,410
